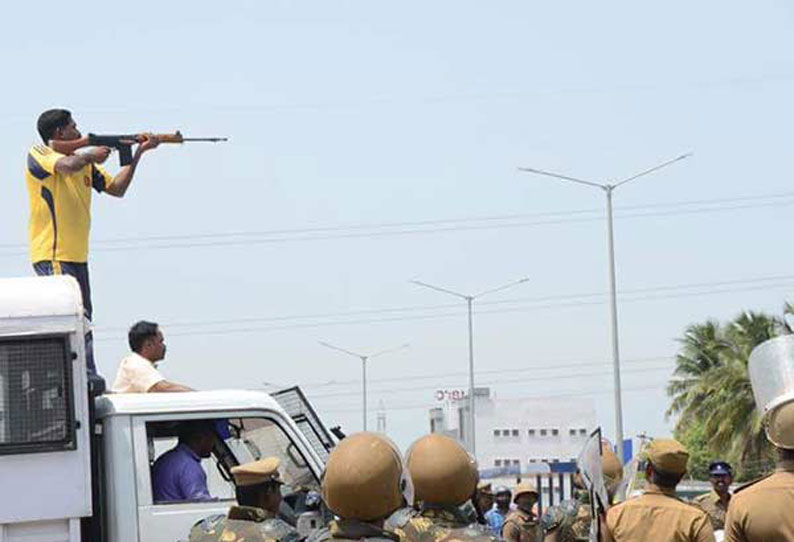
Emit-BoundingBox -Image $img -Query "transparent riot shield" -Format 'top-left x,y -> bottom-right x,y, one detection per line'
577,428 -> 609,542
748,335 -> 794,414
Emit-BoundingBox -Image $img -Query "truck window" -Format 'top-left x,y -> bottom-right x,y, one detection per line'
226,417 -> 319,494
145,416 -> 318,508
149,434 -> 237,503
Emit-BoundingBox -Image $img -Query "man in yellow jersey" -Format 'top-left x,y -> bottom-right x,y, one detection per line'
26,109 -> 159,387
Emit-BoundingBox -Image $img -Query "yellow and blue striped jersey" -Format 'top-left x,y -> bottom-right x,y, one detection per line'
25,144 -> 113,263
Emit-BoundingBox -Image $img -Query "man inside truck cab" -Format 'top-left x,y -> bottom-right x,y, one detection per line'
152,420 -> 216,502
112,320 -> 194,393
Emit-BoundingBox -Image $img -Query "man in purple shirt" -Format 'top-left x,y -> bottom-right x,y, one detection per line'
152,421 -> 216,503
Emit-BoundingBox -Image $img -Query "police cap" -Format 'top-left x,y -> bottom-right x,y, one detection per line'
707,461 -> 733,477
645,438 -> 689,475
231,457 -> 283,487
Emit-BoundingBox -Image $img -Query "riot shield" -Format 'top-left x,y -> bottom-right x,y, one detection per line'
748,335 -> 794,414
576,428 -> 609,542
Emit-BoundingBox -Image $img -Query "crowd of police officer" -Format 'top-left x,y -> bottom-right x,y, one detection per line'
188,335 -> 794,542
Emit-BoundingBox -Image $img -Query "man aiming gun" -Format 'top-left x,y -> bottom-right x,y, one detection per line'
25,108 -> 160,388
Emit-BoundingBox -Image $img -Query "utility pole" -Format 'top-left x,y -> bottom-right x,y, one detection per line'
518,154 -> 691,460
377,400 -> 387,433
411,277 -> 529,457
319,341 -> 409,431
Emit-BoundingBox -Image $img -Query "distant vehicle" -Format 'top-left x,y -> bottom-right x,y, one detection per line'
0,276 -> 333,542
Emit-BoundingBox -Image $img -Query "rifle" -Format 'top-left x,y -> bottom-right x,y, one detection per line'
50,131 -> 228,166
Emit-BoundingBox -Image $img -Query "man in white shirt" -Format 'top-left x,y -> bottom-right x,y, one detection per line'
112,320 -> 193,393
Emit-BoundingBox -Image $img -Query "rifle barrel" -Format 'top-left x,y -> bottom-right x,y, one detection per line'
180,137 -> 229,142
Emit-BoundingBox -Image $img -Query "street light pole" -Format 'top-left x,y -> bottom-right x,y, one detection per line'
518,154 -> 690,461
411,277 -> 529,457
604,186 -> 624,461
319,341 -> 409,431
361,356 -> 368,431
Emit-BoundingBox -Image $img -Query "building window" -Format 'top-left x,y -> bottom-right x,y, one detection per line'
540,429 -> 548,436
552,458 -> 559,463
579,428 -> 587,436
493,429 -> 499,437
569,429 -> 576,436
529,458 -> 537,463
512,459 -> 520,466
495,459 -> 502,467
552,429 -> 559,436
512,429 -> 519,437
528,429 -> 536,437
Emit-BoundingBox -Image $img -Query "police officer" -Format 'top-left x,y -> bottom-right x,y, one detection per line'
391,434 -> 500,542
473,482 -> 495,525
603,439 -> 714,542
189,457 -> 298,542
724,401 -> 794,541
692,461 -> 733,531
485,486 -> 512,534
321,432 -> 407,542
723,334 -> 794,542
502,483 -> 541,542
542,446 -> 623,542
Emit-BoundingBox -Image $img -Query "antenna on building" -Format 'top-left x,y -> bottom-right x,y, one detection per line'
377,400 -> 387,433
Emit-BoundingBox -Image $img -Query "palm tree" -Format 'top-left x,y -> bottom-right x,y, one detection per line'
667,309 -> 788,477
666,320 -> 730,430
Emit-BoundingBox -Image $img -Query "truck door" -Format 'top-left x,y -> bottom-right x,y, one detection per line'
132,413 -> 321,542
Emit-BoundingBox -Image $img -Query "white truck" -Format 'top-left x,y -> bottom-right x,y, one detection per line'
0,276 -> 333,542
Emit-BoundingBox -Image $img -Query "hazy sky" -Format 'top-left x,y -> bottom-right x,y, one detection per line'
2,1 -> 794,451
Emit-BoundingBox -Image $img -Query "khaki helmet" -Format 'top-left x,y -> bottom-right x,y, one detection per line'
602,446 -> 624,492
406,434 -> 478,506
512,482 -> 538,503
322,432 -> 405,521
766,400 -> 794,449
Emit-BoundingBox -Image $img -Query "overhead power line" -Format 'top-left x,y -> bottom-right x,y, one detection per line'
301,355 -> 671,389
93,273 -> 794,341
306,363 -> 673,400
3,190 -> 794,256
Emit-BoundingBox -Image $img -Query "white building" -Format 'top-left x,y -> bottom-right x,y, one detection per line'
429,388 -> 597,508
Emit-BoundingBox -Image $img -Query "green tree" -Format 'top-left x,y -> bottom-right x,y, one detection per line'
667,309 -> 788,479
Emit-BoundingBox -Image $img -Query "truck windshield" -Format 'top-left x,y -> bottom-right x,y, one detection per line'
225,417 -> 319,493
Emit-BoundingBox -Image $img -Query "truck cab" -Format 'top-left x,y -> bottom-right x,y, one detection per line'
0,276 -> 330,542
96,390 -> 327,542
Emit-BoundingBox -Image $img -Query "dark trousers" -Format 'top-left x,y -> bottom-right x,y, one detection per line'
33,260 -> 104,391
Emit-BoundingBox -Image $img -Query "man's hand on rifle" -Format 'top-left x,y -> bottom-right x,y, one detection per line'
85,146 -> 111,164
136,133 -> 160,154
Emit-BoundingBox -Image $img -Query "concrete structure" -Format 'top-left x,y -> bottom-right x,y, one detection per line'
429,388 -> 597,508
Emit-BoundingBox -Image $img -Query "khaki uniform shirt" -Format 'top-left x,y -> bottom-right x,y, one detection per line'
189,506 -> 299,542
503,508 -> 541,542
692,490 -> 729,531
392,505 -> 500,542
605,485 -> 715,542
724,461 -> 794,542
328,520 -> 400,542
